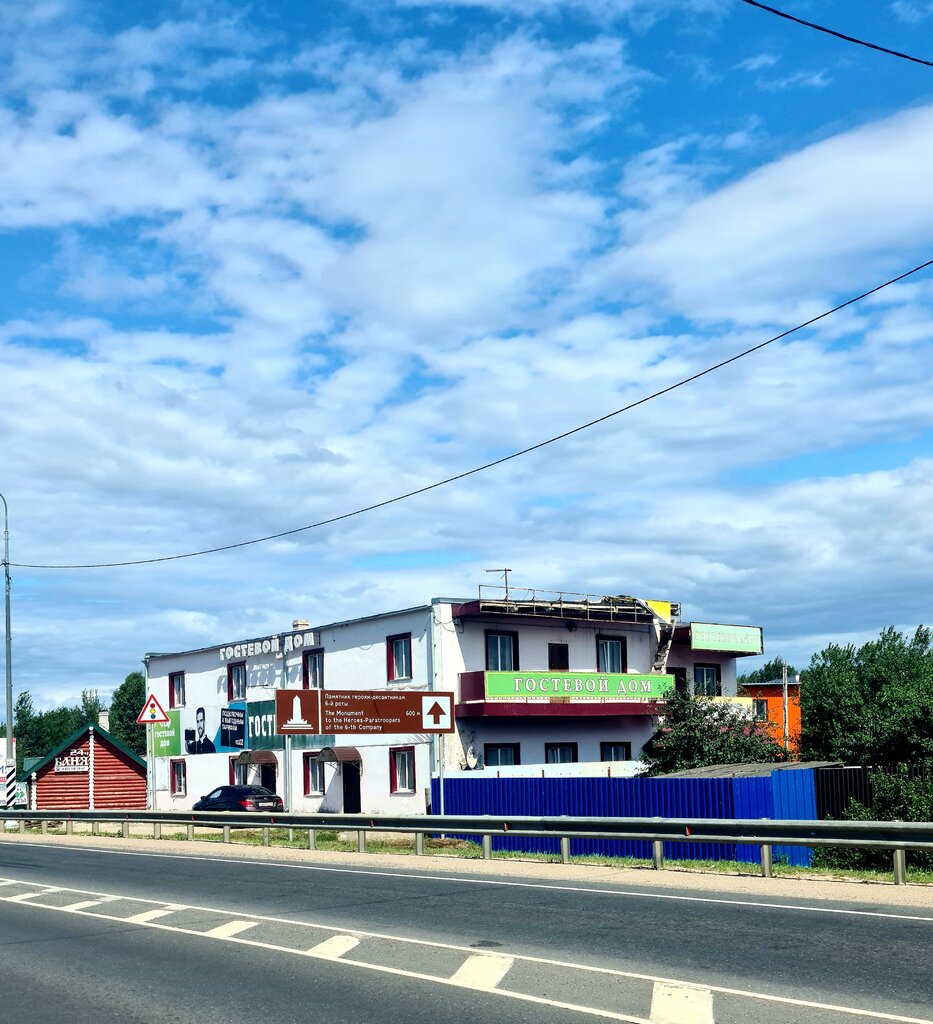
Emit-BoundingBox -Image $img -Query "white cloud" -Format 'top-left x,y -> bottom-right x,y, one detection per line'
3,1 -> 933,710
891,1 -> 933,22
602,103 -> 933,323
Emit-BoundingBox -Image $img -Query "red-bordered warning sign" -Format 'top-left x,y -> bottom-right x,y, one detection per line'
137,693 -> 170,725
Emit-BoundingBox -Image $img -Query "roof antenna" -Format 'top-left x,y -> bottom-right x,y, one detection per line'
485,567 -> 511,602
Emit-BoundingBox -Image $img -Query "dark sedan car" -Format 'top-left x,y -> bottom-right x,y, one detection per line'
192,785 -> 284,811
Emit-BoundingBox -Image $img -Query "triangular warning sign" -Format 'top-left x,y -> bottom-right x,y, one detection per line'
137,693 -> 171,725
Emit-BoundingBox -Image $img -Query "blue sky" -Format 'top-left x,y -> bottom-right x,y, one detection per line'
2,0 -> 933,704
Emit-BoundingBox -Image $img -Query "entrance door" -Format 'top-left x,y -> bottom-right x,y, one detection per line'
259,763 -> 277,792
342,763 -> 361,813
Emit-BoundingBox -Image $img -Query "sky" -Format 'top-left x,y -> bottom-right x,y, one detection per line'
2,0 -> 933,707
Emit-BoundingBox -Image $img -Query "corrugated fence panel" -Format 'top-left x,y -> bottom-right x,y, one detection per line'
732,777 -> 772,864
433,770 -> 817,864
770,769 -> 815,866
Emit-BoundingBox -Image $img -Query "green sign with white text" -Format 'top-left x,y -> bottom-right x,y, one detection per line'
690,622 -> 763,654
152,710 -> 181,757
485,671 -> 674,701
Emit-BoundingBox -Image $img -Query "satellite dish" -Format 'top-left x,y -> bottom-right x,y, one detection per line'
465,744 -> 479,770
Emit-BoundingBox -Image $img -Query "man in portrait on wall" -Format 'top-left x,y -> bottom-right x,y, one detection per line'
185,706 -> 216,754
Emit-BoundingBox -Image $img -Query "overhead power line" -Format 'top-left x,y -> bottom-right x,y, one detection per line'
739,0 -> 933,68
12,256 -> 933,571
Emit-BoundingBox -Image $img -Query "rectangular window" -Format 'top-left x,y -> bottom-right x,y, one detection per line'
600,741 -> 632,762
168,671 -> 185,709
227,662 -> 247,701
486,631 -> 519,671
694,664 -> 722,697
387,634 -> 412,681
390,746 -> 416,793
303,752 -> 324,796
484,743 -> 520,767
753,699 -> 769,722
670,667 -> 688,695
596,636 -> 626,674
303,649 -> 324,690
548,643 -> 569,671
170,759 -> 187,796
229,757 -> 248,785
545,742 -> 578,764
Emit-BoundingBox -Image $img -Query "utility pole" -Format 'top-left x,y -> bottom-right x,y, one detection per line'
782,660 -> 789,752
1,491 -> 13,808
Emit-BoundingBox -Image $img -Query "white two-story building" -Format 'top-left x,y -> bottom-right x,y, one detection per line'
144,585 -> 763,813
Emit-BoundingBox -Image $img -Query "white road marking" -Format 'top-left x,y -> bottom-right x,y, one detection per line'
204,920 -> 257,939
649,982 -> 714,1024
4,838 -> 930,923
1,877 -> 931,1024
7,887 -> 58,902
310,934 -> 360,958
124,908 -> 177,924
59,899 -> 105,911
451,953 -> 515,990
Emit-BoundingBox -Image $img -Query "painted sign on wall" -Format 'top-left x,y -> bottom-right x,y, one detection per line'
484,671 -> 675,701
152,703 -> 246,757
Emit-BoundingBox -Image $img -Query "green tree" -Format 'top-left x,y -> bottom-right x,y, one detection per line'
13,691 -> 37,774
737,657 -> 797,691
800,626 -> 933,766
79,689 -> 106,726
640,690 -> 786,776
12,691 -> 83,773
109,671 -> 146,756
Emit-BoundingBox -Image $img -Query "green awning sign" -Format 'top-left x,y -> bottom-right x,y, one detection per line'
485,671 -> 674,701
690,622 -> 763,654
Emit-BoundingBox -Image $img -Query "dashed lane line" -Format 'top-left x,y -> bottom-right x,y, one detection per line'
1,878 -> 931,1024
450,953 -> 515,990
123,908 -> 178,924
650,983 -> 714,1024
309,935 -> 361,959
6,887 -> 60,902
204,920 -> 257,939
59,899 -> 107,912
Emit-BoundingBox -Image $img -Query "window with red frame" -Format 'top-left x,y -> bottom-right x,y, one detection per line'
168,671 -> 186,709
303,752 -> 324,796
386,634 -> 412,681
389,746 -> 415,793
229,757 -> 248,785
227,662 -> 247,701
303,649 -> 324,689
170,759 -> 187,796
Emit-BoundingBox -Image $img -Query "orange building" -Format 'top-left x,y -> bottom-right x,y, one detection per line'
741,679 -> 802,756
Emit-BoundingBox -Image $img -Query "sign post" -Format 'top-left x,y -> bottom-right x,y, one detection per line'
137,693 -> 170,810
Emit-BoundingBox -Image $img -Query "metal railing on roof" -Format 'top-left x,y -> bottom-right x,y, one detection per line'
476,586 -> 680,625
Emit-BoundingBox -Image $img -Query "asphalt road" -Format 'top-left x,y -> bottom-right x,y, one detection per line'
1,840 -> 931,1024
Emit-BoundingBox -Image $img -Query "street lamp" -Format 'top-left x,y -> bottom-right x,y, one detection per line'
0,492 -> 11,782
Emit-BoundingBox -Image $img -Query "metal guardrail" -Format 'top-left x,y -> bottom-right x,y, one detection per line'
3,810 -> 931,884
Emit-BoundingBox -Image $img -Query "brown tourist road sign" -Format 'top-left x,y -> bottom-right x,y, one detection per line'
274,688 -> 455,735
322,690 -> 455,735
275,688 -> 321,734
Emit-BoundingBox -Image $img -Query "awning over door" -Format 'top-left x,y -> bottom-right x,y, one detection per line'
317,746 -> 362,765
234,750 -> 279,769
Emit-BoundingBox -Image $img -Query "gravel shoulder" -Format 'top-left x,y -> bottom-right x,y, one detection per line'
2,829 -> 931,910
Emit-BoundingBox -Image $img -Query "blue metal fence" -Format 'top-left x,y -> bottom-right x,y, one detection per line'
431,769 -> 816,866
